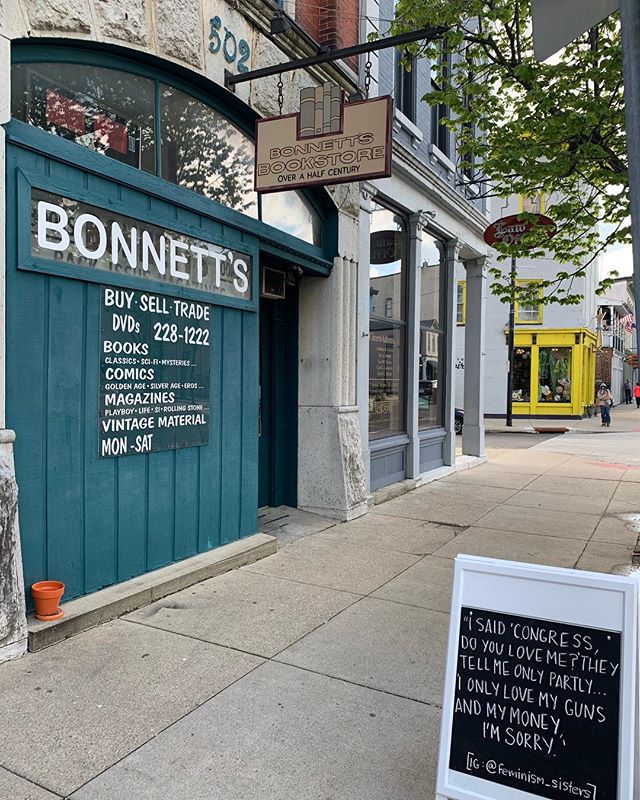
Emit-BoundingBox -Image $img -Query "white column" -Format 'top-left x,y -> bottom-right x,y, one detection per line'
297,208 -> 368,521
462,257 -> 487,457
405,213 -> 425,478
442,239 -> 459,466
357,183 -> 375,493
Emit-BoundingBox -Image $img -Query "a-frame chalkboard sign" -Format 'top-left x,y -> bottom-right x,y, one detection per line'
437,556 -> 639,800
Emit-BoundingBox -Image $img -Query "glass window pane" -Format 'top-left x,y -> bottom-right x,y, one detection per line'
419,232 -> 445,429
369,205 -> 406,322
512,347 -> 532,402
369,203 -> 406,439
538,347 -> 572,403
160,85 -> 257,217
11,62 -> 156,174
369,321 -> 406,439
456,282 -> 465,324
261,190 -> 323,246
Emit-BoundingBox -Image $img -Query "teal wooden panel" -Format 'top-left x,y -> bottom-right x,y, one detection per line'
198,309 -> 222,552
146,452 -> 176,570
174,448 -> 199,560
6,267 -> 48,595
7,140 -> 261,603
220,309 -> 243,543
240,311 -> 259,536
45,277 -> 86,598
116,454 -> 148,581
83,281 -> 118,592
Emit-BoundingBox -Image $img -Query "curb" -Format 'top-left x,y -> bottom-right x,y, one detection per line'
27,533 -> 277,652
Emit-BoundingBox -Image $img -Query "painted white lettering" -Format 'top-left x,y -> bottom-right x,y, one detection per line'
189,244 -> 209,284
111,222 -> 138,270
170,239 -> 190,280
142,232 -> 165,275
233,258 -> 249,294
37,201 -> 70,252
74,213 -> 107,260
208,251 -> 225,288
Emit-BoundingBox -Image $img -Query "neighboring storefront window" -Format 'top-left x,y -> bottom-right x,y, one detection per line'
419,233 -> 445,429
11,62 -> 323,245
538,347 -> 572,403
456,281 -> 466,325
512,347 -> 532,402
369,203 -> 407,439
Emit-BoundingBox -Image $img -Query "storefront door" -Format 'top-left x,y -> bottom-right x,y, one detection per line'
258,281 -> 298,509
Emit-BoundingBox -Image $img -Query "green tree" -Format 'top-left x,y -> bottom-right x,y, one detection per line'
391,0 -> 625,305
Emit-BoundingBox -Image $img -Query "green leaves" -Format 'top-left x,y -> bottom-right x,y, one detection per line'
392,0 -> 626,305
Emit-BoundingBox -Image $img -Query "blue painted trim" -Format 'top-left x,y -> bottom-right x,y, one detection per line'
7,120 -> 334,276
18,168 -> 260,311
9,40 -> 339,264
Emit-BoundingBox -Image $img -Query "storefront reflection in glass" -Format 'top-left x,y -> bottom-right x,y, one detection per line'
369,203 -> 407,439
512,347 -> 532,402
418,233 -> 445,428
538,347 -> 572,403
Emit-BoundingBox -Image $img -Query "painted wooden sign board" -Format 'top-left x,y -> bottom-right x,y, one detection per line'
437,556 -> 639,800
99,287 -> 211,457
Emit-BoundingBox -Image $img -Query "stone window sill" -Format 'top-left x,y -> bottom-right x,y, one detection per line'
393,109 -> 423,149
429,143 -> 455,175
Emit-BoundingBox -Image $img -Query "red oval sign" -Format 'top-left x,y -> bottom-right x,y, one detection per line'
483,213 -> 555,246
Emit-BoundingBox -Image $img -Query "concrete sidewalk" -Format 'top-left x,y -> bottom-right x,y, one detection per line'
485,396 -> 640,434
1,440 -> 639,799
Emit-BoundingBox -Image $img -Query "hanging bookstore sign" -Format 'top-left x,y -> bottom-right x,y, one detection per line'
255,82 -> 392,192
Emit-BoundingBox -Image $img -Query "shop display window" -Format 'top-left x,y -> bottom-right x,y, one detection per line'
419,233 -> 446,429
538,347 -> 572,403
512,347 -> 531,402
369,204 -> 407,439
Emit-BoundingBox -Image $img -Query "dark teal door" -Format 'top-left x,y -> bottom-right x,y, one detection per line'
5,129 -> 260,604
258,280 -> 298,508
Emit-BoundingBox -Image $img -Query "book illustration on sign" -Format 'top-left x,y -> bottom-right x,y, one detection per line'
437,556 -> 638,800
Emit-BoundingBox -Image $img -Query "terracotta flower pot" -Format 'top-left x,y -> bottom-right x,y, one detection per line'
31,581 -> 65,621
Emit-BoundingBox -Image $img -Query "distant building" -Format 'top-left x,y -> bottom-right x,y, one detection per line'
455,194 -> 599,418
595,281 -> 636,403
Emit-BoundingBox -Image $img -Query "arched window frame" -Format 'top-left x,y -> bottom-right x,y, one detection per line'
9,41 -> 337,265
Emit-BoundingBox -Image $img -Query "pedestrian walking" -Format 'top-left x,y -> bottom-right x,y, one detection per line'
624,379 -> 633,404
595,383 -> 614,426
634,383 -> 640,408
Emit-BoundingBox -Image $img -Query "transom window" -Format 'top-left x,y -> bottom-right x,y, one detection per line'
11,61 -> 323,246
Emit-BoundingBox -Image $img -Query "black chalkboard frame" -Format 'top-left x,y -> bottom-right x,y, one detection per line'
436,555 -> 639,800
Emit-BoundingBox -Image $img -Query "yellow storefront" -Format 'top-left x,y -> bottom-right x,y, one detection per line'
510,328 -> 597,417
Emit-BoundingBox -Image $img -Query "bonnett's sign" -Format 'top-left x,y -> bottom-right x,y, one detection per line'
255,83 -> 392,193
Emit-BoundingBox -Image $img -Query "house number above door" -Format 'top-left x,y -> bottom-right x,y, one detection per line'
208,16 -> 251,73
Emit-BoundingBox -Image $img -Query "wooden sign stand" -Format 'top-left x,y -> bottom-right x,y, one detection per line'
436,556 -> 639,800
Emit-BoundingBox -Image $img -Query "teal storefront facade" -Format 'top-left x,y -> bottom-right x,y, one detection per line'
4,42 -> 342,607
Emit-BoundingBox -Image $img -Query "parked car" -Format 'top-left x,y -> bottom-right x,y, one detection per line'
455,408 -> 464,435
